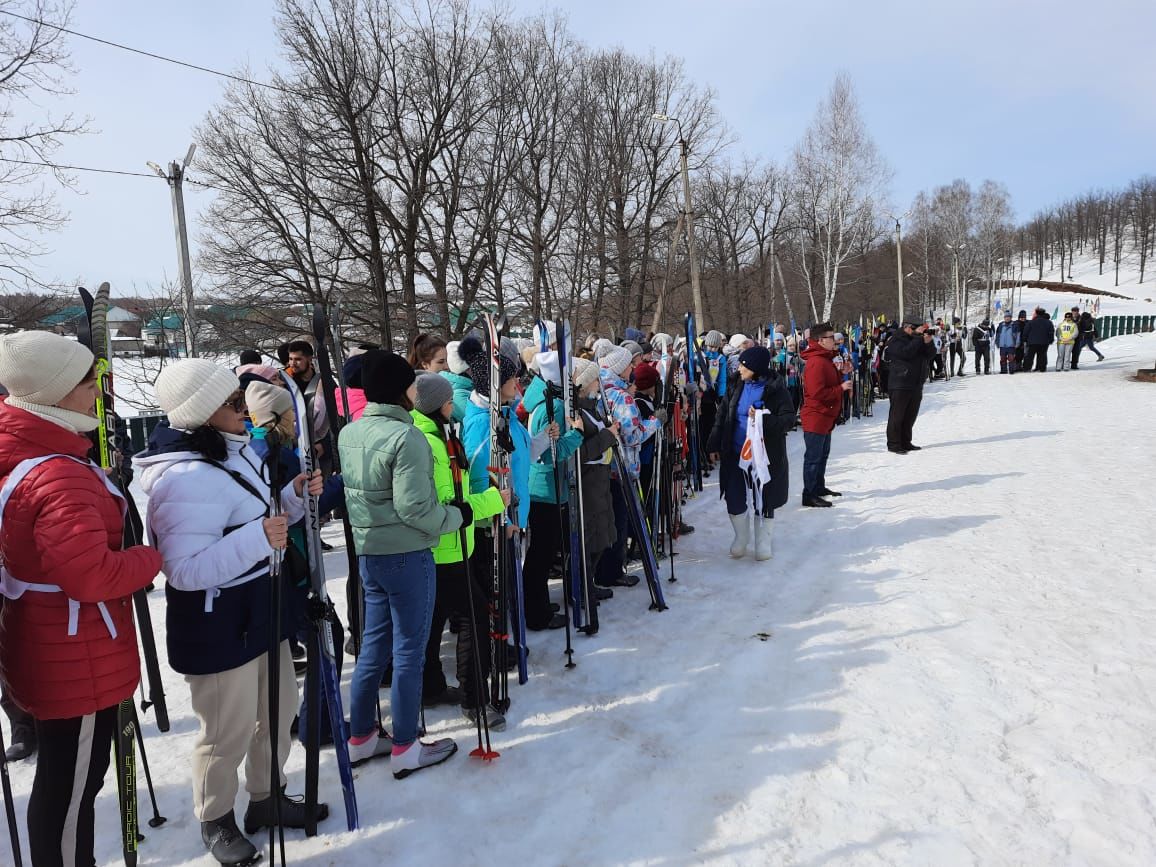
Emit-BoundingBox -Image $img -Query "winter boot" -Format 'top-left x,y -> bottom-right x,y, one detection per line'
347,729 -> 393,767
754,518 -> 773,561
463,705 -> 507,732
392,738 -> 459,780
243,787 -> 329,834
728,513 -> 750,558
4,723 -> 36,761
201,810 -> 259,867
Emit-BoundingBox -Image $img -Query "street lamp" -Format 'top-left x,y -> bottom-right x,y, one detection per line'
945,243 -> 966,319
652,112 -> 705,331
148,144 -> 198,357
886,211 -> 911,323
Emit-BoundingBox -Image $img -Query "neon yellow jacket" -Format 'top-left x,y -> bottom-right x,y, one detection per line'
1057,320 -> 1079,345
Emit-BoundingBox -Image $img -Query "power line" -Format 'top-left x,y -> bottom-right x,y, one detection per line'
0,156 -> 220,190
0,8 -> 287,94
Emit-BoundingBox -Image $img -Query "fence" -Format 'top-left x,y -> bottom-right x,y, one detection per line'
1097,315 -> 1155,340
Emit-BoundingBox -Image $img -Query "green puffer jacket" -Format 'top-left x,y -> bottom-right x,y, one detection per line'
338,402 -> 464,555
441,370 -> 474,424
411,410 -> 505,564
521,376 -> 583,504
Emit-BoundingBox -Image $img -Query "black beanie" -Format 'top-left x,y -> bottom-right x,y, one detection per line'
738,346 -> 771,377
361,350 -> 416,405
459,334 -> 517,393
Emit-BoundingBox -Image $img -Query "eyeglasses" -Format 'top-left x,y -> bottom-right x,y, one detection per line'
221,391 -> 246,412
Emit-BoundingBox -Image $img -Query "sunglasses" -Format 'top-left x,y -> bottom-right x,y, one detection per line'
221,391 -> 247,412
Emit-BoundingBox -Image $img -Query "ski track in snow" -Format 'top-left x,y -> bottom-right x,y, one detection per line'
6,332 -> 1156,867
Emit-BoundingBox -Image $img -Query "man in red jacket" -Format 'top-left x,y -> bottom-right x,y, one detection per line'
0,330 -> 162,867
800,322 -> 852,508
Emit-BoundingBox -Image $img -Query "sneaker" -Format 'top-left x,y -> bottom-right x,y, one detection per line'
201,810 -> 259,866
422,685 -> 462,708
392,738 -> 459,779
463,706 -> 507,732
243,788 -> 328,835
801,494 -> 833,508
347,729 -> 393,766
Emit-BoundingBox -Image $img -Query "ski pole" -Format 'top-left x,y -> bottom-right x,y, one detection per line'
130,705 -> 167,829
0,724 -> 22,867
264,432 -> 288,866
543,381 -> 575,669
448,431 -> 498,761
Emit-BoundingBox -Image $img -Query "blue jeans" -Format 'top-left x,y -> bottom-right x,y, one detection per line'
802,431 -> 831,497
350,550 -> 435,747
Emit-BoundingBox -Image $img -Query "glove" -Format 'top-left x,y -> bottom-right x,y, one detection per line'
653,408 -> 669,425
449,499 -> 474,528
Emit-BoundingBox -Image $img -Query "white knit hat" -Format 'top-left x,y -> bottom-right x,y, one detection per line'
571,357 -> 599,389
0,331 -> 94,407
245,380 -> 293,428
620,340 -> 643,358
651,333 -> 673,351
600,345 -> 633,377
704,330 -> 725,349
592,338 -> 615,360
445,340 -> 469,375
155,359 -> 240,430
728,333 -> 752,350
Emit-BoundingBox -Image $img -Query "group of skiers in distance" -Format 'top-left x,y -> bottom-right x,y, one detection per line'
0,301 -> 1108,866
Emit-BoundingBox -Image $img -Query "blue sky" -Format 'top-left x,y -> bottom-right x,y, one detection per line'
11,0 -> 1156,295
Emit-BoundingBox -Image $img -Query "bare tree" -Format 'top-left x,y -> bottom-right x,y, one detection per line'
0,0 -> 88,290
788,74 -> 890,321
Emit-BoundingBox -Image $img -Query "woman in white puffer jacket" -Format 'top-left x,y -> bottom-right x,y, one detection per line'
135,358 -> 324,867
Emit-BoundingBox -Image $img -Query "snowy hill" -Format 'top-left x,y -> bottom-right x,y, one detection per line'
5,332 -> 1156,866
1002,253 -> 1156,320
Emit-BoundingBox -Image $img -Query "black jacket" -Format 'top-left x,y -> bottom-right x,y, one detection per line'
706,372 -> 794,513
1022,313 -> 1055,346
971,324 -> 992,346
1078,312 -> 1098,338
885,331 -> 937,391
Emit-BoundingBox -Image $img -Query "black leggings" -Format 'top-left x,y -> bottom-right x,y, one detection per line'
29,705 -> 118,867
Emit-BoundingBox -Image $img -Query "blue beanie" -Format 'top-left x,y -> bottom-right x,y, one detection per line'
624,327 -> 645,344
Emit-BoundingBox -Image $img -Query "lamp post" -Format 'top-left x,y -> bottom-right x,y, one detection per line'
887,211 -> 911,323
652,113 -> 704,330
148,144 -> 198,358
945,243 -> 966,319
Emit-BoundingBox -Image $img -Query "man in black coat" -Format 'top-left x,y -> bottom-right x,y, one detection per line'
1021,308 -> 1055,372
1068,306 -> 1084,368
884,322 -> 936,454
971,319 -> 992,374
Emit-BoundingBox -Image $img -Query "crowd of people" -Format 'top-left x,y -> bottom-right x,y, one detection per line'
0,300 -> 1110,865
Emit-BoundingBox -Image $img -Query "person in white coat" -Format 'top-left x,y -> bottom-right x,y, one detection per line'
135,359 -> 324,867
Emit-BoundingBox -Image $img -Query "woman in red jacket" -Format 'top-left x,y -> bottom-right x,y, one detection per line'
0,330 -> 162,867
800,322 -> 853,508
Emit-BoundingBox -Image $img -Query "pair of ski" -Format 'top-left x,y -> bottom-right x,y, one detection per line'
482,314 -> 528,714
76,284 -> 169,867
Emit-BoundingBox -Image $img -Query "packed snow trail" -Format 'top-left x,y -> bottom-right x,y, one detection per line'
6,333 -> 1155,866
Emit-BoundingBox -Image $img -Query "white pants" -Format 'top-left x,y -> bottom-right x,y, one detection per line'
1056,343 -> 1073,370
187,641 -> 298,822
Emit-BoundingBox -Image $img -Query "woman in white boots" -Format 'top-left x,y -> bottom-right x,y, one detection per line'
707,346 -> 795,561
135,359 -> 325,867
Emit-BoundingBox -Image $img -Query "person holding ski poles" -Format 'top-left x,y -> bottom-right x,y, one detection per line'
595,347 -> 662,589
409,372 -> 511,730
707,346 -> 795,561
338,351 -> 464,778
135,358 -> 326,866
520,349 -> 584,632
0,331 -> 163,867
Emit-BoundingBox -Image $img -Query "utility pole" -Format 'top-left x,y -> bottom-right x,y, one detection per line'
653,113 -> 704,330
148,144 -> 198,357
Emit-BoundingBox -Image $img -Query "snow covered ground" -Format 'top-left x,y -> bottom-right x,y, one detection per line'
5,331 -> 1156,866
